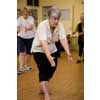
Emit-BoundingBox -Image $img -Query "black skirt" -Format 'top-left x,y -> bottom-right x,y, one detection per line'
33,52 -> 58,82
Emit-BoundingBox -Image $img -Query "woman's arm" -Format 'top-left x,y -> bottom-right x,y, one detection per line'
60,38 -> 73,61
40,40 -> 56,67
60,38 -> 71,55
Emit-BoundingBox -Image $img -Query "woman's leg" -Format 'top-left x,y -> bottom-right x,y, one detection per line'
77,40 -> 83,63
24,38 -> 33,70
55,41 -> 61,57
17,52 -> 25,74
48,52 -> 58,80
19,53 -> 25,68
25,54 -> 31,66
17,36 -> 25,74
40,81 -> 51,100
78,44 -> 82,60
33,53 -> 51,99
79,42 -> 84,57
33,52 -> 58,100
24,54 -> 32,71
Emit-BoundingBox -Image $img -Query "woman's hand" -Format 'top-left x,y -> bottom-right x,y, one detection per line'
67,54 -> 73,62
47,55 -> 56,67
25,24 -> 33,32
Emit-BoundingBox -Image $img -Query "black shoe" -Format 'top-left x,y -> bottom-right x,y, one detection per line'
76,60 -> 81,63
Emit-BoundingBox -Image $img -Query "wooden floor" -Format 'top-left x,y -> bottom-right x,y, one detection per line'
17,51 -> 84,100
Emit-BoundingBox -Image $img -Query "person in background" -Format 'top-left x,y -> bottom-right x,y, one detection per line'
17,7 -> 35,75
31,6 -> 73,100
72,13 -> 84,63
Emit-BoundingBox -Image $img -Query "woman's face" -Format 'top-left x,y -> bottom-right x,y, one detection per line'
22,9 -> 29,19
49,16 -> 59,28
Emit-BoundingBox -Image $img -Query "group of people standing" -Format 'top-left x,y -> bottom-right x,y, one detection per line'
17,6 -> 84,100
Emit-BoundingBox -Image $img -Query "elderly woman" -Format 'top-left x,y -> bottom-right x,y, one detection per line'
17,7 -> 35,75
31,6 -> 73,100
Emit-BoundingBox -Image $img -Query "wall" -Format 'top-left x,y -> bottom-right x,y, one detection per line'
17,0 -> 84,32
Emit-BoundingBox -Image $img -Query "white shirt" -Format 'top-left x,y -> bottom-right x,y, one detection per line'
31,19 -> 66,54
17,16 -> 35,39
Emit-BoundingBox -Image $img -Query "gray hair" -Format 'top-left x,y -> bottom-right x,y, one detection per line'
48,6 -> 61,19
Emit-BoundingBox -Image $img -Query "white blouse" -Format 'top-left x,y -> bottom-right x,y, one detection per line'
31,19 -> 66,54
17,16 -> 35,39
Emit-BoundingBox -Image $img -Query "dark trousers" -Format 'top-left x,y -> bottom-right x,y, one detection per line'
17,36 -> 34,55
78,39 -> 84,57
33,52 -> 58,82
55,41 -> 61,57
